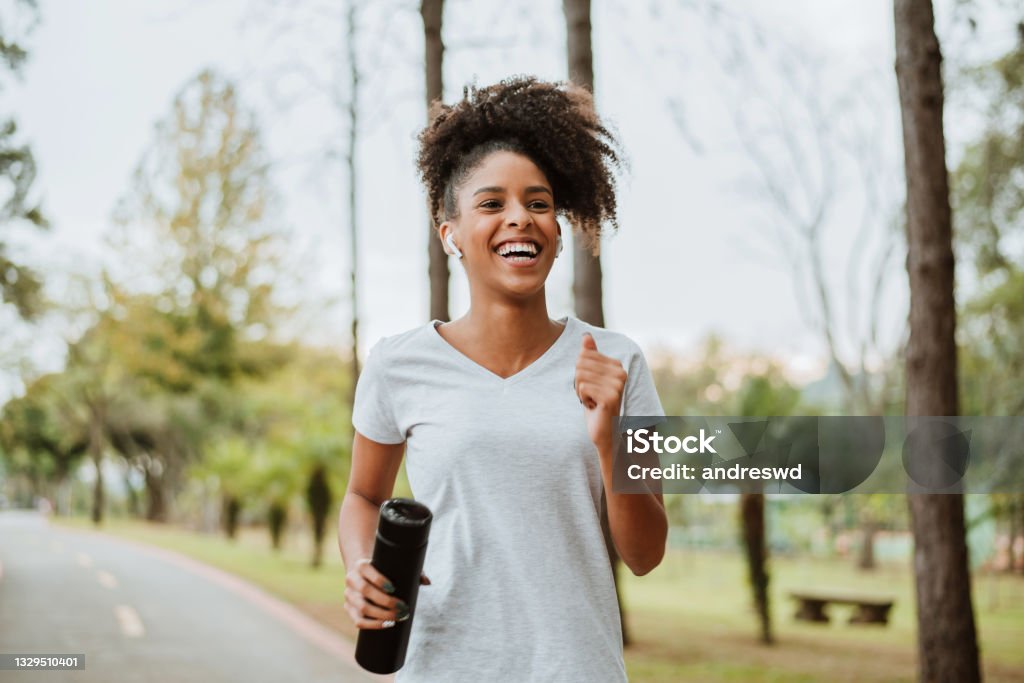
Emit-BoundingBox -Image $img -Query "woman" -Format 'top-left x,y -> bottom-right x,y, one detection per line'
338,76 -> 667,682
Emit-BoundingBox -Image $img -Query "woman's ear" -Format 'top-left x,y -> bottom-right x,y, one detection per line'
439,222 -> 452,255
439,222 -> 463,259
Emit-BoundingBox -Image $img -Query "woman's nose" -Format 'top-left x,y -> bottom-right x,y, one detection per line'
504,202 -> 532,228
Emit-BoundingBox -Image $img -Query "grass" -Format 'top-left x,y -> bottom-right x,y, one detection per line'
54,515 -> 1024,682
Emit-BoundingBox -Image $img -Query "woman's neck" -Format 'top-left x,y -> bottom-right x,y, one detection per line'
441,290 -> 566,377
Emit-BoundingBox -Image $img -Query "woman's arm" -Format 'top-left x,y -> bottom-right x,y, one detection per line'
595,441 -> 667,576
575,334 -> 668,576
337,431 -> 412,628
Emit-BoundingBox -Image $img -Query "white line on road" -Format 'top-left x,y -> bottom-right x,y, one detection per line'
97,570 -> 118,589
115,605 -> 145,638
76,552 -> 92,568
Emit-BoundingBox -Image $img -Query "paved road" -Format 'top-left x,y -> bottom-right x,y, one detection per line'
0,511 -> 382,683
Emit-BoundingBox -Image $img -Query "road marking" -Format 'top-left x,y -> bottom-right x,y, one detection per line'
97,570 -> 118,589
115,605 -> 145,638
76,552 -> 92,568
60,526 -> 369,677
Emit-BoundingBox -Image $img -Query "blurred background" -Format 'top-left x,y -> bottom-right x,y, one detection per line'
0,0 -> 1022,681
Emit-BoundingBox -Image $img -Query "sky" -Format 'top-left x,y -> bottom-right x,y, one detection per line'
5,0 -> 1017,400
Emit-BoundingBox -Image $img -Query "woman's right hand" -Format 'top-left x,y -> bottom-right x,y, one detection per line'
343,558 -> 431,629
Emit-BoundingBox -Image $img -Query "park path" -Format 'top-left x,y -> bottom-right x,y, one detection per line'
0,510 -> 385,683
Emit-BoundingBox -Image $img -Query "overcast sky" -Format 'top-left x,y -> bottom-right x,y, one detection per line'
5,0 -> 1016,399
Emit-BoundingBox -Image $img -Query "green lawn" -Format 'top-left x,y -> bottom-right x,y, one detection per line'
54,516 -> 1024,682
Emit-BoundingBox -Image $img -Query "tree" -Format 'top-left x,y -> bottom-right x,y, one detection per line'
0,374 -> 88,514
247,0 -> 400,408
344,0 -> 361,405
422,0 -> 449,322
954,26 -> 1024,416
106,70 -> 293,520
306,463 -> 333,568
562,0 -> 635,646
894,1 -> 982,681
563,0 -> 604,328
651,336 -> 803,644
0,0 -> 46,320
734,364 -> 801,646
114,69 -> 289,381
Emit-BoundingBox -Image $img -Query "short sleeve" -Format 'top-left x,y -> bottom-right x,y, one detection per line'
622,344 -> 666,429
352,340 -> 404,444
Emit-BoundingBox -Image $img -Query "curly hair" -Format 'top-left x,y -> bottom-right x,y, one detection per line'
416,75 -> 623,253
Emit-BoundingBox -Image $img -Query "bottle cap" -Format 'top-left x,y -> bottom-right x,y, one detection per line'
377,498 -> 432,548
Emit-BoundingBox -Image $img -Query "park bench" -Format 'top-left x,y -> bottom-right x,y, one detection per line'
789,590 -> 895,626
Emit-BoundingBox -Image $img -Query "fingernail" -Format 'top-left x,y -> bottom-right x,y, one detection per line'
381,619 -> 396,628
383,580 -> 395,594
396,600 -> 408,613
397,603 -> 410,620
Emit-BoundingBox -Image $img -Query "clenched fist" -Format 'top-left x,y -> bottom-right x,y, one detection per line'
574,333 -> 627,452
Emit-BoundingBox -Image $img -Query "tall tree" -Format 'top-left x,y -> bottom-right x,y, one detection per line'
563,0 -> 603,327
422,0 -> 449,322
345,0 -> 361,402
562,0 -> 633,646
0,0 -> 46,320
306,462 -> 333,568
894,1 -> 981,681
111,70 -> 291,519
954,26 -> 1024,417
0,374 -> 88,514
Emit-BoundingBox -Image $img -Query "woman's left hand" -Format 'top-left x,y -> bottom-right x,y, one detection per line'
574,333 -> 627,451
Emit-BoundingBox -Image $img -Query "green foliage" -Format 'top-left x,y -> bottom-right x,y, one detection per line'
0,373 -> 88,484
0,0 -> 46,320
112,69 -> 292,391
953,32 -> 1024,416
651,335 -> 804,419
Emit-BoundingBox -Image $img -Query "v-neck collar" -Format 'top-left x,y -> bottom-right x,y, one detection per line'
429,316 -> 575,386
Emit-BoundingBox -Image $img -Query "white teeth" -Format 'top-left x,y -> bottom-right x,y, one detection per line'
496,242 -> 538,256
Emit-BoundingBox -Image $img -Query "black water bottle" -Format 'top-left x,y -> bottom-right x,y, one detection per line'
354,498 -> 433,674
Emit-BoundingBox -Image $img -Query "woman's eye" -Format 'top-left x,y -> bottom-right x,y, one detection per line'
480,200 -> 501,209
529,201 -> 550,210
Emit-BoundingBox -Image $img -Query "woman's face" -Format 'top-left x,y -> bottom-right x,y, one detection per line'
441,150 -> 561,302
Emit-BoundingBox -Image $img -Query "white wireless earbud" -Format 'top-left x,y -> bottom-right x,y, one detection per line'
556,234 -> 563,257
445,233 -> 463,259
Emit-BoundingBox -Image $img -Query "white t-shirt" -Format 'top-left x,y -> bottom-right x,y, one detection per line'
351,316 -> 664,682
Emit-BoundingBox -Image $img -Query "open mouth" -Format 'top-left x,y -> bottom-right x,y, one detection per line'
493,240 -> 542,263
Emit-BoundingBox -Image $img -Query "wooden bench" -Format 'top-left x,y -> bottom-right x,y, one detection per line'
789,591 -> 895,625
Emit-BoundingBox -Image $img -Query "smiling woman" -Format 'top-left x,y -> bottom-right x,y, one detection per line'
337,75 -> 667,683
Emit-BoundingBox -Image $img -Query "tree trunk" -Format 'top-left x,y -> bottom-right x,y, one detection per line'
306,464 -> 332,569
223,496 -> 241,540
89,403 -> 105,526
1017,493 -> 1024,575
422,0 -> 450,322
894,1 -> 981,680
123,468 -> 140,517
859,520 -> 878,570
144,463 -> 166,522
1007,497 -> 1017,573
269,503 -> 287,552
563,0 -> 604,328
740,492 -> 772,644
345,0 -> 361,407
564,0 -> 627,646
